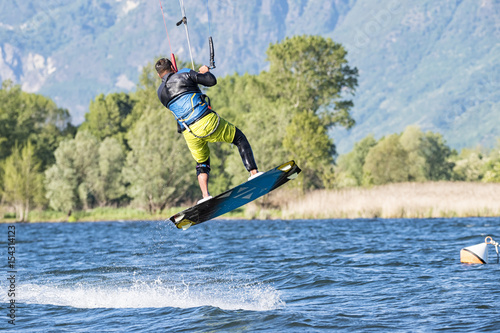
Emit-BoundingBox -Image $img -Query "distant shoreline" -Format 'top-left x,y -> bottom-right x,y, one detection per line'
2,182 -> 500,223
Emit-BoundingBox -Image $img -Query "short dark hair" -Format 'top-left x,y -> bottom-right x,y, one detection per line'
155,58 -> 172,75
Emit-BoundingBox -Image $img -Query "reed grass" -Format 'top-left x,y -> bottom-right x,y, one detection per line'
280,182 -> 500,219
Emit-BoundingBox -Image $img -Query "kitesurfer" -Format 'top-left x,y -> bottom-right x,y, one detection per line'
155,58 -> 262,203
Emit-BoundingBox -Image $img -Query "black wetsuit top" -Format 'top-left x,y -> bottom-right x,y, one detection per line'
157,68 -> 217,127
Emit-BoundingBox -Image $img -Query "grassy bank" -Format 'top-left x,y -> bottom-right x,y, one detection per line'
0,207 -> 187,223
2,182 -> 500,223
0,205 -> 248,223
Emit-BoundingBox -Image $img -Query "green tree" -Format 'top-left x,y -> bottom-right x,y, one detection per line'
451,148 -> 487,181
266,35 -> 358,188
399,126 -> 427,182
45,131 -> 103,211
93,137 -> 126,206
363,134 -> 410,185
79,92 -> 134,148
44,137 -> 78,213
2,142 -> 43,221
483,162 -> 500,182
420,131 -> 455,180
283,111 -> 335,189
335,134 -> 377,187
483,139 -> 500,182
45,131 -> 128,211
73,131 -> 101,209
123,109 -> 193,212
399,125 -> 455,181
0,80 -> 75,170
266,35 -> 358,128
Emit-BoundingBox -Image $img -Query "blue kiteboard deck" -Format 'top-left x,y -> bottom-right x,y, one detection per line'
169,160 -> 301,230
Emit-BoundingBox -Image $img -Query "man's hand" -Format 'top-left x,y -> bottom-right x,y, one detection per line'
198,65 -> 209,74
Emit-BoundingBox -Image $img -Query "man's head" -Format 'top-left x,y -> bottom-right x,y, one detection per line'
155,58 -> 173,77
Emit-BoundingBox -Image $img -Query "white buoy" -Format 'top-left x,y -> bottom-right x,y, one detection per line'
460,236 -> 500,264
460,242 -> 488,264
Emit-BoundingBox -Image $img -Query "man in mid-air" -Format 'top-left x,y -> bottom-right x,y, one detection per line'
155,58 -> 262,203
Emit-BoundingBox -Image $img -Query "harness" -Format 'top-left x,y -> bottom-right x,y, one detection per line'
180,94 -> 221,139
160,75 -> 220,139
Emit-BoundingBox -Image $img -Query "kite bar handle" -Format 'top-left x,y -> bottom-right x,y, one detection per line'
208,36 -> 216,69
176,16 -> 187,26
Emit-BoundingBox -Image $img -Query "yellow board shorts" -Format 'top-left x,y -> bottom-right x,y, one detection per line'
182,112 -> 236,163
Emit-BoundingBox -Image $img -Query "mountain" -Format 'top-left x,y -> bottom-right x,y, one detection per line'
0,0 -> 498,152
329,0 -> 500,152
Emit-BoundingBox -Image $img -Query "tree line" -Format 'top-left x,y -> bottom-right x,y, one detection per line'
335,126 -> 500,187
1,35 -> 499,221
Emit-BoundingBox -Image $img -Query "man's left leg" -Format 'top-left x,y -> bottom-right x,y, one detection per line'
184,112 -> 263,201
204,116 -> 261,179
232,127 -> 259,177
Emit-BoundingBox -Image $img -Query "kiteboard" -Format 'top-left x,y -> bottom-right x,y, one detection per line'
169,160 -> 301,230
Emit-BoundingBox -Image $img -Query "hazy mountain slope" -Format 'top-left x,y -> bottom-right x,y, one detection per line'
330,0 -> 500,151
0,0 -> 498,152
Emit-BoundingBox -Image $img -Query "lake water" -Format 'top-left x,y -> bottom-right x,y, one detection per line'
1,217 -> 499,332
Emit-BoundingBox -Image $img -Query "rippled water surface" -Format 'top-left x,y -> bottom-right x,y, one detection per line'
1,217 -> 499,332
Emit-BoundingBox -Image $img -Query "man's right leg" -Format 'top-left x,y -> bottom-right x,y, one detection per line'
183,131 -> 212,200
196,159 -> 211,200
